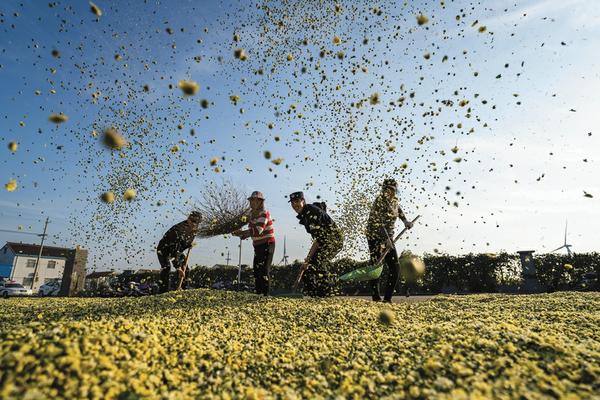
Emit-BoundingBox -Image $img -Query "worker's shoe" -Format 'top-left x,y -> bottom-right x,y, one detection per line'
383,298 -> 392,304
372,295 -> 382,302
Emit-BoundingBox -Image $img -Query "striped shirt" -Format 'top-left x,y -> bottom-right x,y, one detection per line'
248,209 -> 275,246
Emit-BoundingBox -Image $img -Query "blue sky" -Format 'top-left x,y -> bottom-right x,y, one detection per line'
1,0 -> 599,272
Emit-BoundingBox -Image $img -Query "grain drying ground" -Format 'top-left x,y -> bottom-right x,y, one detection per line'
1,290 -> 599,399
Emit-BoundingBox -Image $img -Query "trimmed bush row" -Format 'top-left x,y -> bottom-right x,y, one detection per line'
107,253 -> 600,295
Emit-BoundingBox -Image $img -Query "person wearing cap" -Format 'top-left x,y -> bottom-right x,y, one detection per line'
156,211 -> 203,293
233,191 -> 275,296
289,191 -> 343,297
367,178 -> 414,302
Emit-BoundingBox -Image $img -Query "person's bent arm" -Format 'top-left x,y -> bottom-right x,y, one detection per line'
398,206 -> 413,228
180,238 -> 193,251
250,212 -> 268,236
233,228 -> 252,239
304,241 -> 319,264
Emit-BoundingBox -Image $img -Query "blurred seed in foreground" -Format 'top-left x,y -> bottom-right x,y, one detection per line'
178,80 -> 200,96
123,189 -> 136,201
100,191 -> 115,203
379,309 -> 395,325
5,179 -> 17,192
48,113 -> 68,124
89,2 -> 102,17
102,128 -> 127,150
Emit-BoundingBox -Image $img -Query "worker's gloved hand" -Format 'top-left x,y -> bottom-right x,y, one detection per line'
233,229 -> 250,239
175,253 -> 186,266
404,220 -> 414,229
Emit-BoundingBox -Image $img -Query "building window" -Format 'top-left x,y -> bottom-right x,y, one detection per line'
26,259 -> 37,268
22,278 -> 33,287
47,260 -> 56,269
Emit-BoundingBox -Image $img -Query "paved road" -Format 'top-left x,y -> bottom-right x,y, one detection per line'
347,295 -> 436,303
272,293 -> 437,302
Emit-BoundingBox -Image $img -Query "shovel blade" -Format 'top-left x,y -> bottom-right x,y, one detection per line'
339,264 -> 383,282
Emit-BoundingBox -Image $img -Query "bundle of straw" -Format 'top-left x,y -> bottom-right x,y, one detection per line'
193,180 -> 250,238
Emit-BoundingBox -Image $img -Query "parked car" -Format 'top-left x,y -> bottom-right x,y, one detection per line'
79,281 -> 160,298
211,280 -> 228,290
38,280 -> 62,296
123,281 -> 159,297
211,280 -> 252,292
0,282 -> 33,298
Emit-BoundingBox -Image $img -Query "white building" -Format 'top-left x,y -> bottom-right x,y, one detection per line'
0,242 -> 68,291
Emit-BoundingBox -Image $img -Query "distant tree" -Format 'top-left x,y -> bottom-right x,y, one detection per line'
192,180 -> 250,238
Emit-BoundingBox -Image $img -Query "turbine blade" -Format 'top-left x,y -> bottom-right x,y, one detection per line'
551,245 -> 565,253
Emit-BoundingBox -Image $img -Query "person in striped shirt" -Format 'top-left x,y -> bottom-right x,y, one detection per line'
233,191 -> 275,296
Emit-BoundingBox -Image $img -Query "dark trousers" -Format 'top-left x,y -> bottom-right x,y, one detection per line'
303,237 -> 343,297
157,247 -> 187,294
368,237 -> 400,301
253,242 -> 275,295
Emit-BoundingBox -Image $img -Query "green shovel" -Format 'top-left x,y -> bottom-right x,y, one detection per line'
339,215 -> 420,282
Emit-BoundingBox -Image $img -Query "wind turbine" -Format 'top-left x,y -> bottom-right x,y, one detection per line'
551,220 -> 573,256
279,236 -> 289,266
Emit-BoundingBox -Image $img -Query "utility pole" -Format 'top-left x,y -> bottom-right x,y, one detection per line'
30,217 -> 49,290
225,251 -> 231,266
237,237 -> 242,290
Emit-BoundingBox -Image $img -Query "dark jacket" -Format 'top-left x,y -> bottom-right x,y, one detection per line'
367,193 -> 406,240
297,203 -> 342,246
157,220 -> 197,254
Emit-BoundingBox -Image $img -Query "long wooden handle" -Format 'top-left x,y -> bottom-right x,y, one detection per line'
374,215 -> 421,265
292,269 -> 304,291
176,247 -> 193,290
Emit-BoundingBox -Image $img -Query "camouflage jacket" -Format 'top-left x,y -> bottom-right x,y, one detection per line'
367,193 -> 406,240
297,203 -> 343,247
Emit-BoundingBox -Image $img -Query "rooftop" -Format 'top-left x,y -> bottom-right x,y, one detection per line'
4,242 -> 73,258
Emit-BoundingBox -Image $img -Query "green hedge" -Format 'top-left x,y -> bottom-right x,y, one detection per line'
534,253 -> 600,291
110,252 -> 600,294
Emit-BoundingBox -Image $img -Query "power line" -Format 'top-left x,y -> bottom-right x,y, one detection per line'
0,228 -> 46,237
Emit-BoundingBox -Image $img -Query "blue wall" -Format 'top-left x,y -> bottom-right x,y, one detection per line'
0,264 -> 13,279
